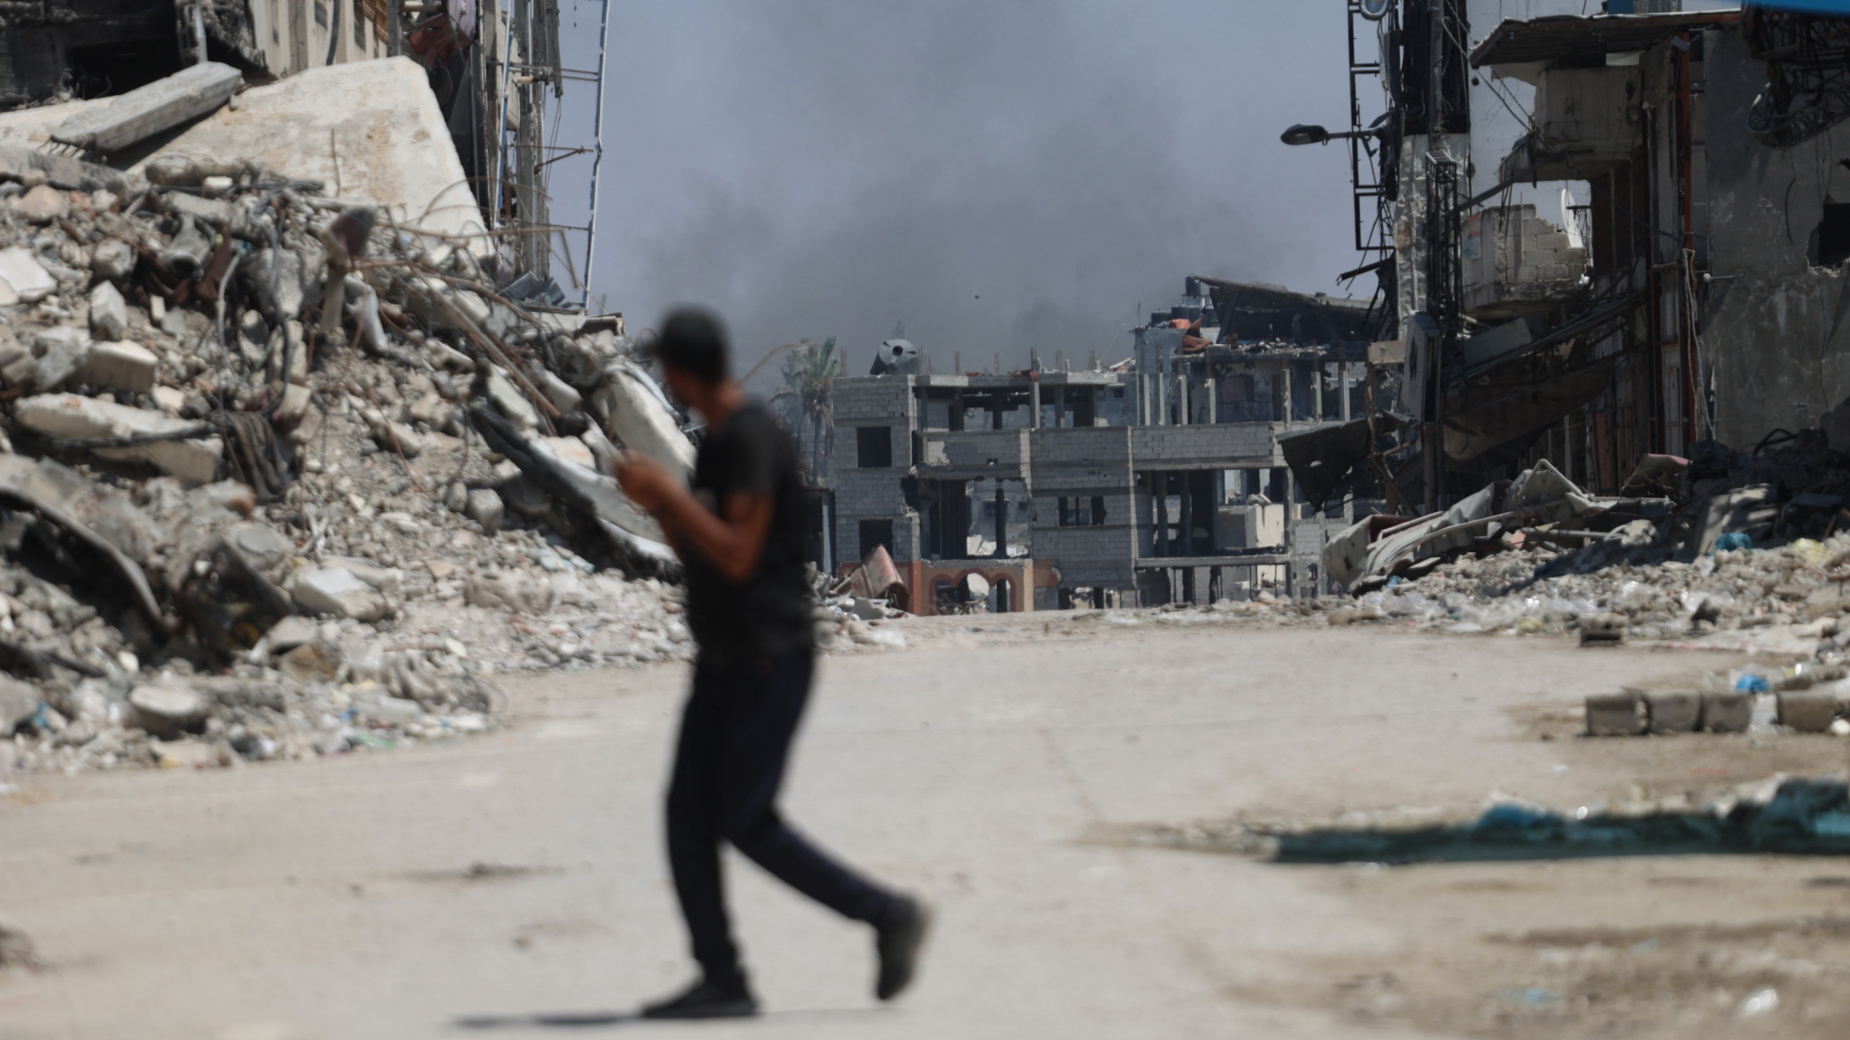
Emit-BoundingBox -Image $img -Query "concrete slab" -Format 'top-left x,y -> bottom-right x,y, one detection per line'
14,392 -> 222,484
0,59 -> 483,251
50,62 -> 241,154
128,59 -> 487,251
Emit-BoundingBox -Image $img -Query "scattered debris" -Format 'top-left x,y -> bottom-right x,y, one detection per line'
0,61 -> 720,776
1141,776 -> 1850,865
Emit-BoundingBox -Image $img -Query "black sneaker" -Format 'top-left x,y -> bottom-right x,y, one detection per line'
874,896 -> 932,1001
639,975 -> 759,1020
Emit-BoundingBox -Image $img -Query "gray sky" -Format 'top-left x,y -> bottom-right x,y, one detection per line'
542,1 -> 1739,384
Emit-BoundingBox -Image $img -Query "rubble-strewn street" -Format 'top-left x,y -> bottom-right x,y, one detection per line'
3,620 -> 1848,1040
21,2 -> 1850,1039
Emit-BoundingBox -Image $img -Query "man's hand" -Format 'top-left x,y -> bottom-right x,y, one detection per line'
615,451 -> 676,512
613,450 -> 773,584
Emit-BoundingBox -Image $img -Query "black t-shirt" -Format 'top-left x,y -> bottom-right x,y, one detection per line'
682,402 -> 815,670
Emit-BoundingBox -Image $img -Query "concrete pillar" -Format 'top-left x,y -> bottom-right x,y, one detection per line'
1206,376 -> 1217,424
993,483 -> 1007,559
1179,474 -> 1194,556
1339,362 -> 1351,421
1156,474 -> 1171,557
1280,364 -> 1293,424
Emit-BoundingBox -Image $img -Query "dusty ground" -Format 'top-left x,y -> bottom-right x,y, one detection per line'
1,614 -> 1847,1039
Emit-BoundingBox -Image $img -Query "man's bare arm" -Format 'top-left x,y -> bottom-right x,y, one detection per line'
617,453 -> 774,584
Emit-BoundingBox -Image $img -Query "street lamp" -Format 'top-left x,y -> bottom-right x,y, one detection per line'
1279,123 -> 1383,147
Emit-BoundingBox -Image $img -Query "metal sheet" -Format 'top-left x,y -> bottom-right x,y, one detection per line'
1471,10 -> 1743,69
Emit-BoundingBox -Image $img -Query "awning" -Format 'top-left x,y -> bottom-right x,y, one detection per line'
1470,10 -> 1743,69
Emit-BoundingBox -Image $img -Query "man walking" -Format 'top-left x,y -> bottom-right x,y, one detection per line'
615,308 -> 930,1019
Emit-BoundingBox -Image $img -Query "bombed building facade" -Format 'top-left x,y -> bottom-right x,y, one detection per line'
1289,2 -> 1850,517
818,280 -> 1383,611
0,0 -> 602,301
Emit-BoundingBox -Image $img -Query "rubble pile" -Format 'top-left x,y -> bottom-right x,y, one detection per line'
0,84 -> 734,774
1330,428 -> 1850,659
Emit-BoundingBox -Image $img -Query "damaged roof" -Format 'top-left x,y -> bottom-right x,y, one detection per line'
1470,10 -> 1742,69
1191,276 -> 1375,346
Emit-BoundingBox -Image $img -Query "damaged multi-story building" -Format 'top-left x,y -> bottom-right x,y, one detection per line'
815,279 -> 1382,612
1282,0 -> 1850,530
0,0 -> 607,305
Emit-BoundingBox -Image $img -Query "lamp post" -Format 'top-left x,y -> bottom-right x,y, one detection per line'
1278,124 -> 1383,147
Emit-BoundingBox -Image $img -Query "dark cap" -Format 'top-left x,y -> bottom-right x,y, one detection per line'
648,306 -> 729,384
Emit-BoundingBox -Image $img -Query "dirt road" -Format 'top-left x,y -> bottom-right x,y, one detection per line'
2,615 -> 1847,1038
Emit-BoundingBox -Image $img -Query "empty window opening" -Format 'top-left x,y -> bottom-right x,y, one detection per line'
1058,496 -> 1107,527
856,426 -> 893,468
1813,200 -> 1850,267
858,519 -> 894,561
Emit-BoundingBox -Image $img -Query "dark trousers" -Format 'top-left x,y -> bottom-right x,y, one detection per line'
667,649 -> 898,985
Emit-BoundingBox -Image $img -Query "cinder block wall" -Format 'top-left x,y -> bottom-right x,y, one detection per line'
831,377 -> 919,562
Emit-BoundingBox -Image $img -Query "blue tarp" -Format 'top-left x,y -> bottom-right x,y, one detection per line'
1751,1 -> 1850,12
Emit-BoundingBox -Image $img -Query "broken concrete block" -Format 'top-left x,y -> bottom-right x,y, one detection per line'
539,435 -> 596,471
91,238 -> 134,282
271,383 -> 312,425
599,361 -> 697,478
51,62 -> 242,153
128,681 -> 207,738
75,341 -> 157,394
0,677 -> 40,733
377,420 -> 423,458
227,522 -> 293,575
533,367 -> 582,413
359,694 -> 421,726
1644,690 -> 1701,734
1702,691 -> 1753,733
1778,689 -> 1837,733
11,185 -> 68,225
278,641 -> 339,684
0,247 -> 57,305
318,556 -> 403,595
486,368 -> 539,429
155,739 -> 226,769
27,333 -> 92,391
1579,613 -> 1626,646
150,385 -> 186,415
13,393 -> 223,485
1586,692 -> 1645,736
88,281 -> 127,339
31,326 -> 87,359
466,488 -> 505,532
465,570 -> 554,614
262,615 -> 318,653
292,567 -> 389,622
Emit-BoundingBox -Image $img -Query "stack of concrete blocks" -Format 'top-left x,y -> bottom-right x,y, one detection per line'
1585,689 -> 1758,736
1462,204 -> 1588,318
830,375 -> 921,564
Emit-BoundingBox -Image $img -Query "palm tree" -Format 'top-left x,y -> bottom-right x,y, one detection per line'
769,337 -> 839,483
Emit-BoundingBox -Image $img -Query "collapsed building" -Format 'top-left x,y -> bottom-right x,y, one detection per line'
0,0 -> 601,298
816,278 -> 1383,611
0,49 -> 822,777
